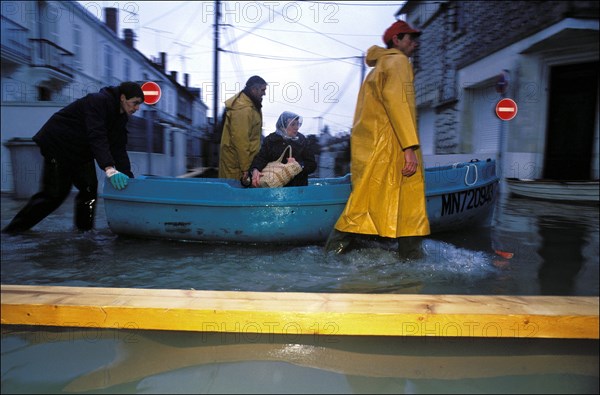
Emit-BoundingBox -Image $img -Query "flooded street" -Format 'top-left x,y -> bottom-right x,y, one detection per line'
1,189 -> 598,394
1,189 -> 598,296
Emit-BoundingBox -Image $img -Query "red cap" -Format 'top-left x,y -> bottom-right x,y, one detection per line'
383,20 -> 421,44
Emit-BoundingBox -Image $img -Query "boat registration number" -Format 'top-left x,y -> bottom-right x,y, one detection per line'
441,183 -> 495,216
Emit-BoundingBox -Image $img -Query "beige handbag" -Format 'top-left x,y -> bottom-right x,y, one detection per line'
259,145 -> 303,188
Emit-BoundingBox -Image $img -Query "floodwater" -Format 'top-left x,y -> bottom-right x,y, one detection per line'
1,188 -> 599,393
1,190 -> 598,295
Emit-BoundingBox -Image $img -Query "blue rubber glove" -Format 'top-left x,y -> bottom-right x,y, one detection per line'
106,168 -> 129,190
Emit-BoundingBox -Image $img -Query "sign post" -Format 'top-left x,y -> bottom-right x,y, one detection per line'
495,70 -> 512,187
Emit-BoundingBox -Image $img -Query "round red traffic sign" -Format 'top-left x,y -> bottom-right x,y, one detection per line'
496,98 -> 517,121
141,81 -> 161,105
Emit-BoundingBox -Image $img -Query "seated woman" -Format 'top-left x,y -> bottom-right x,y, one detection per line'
249,111 -> 317,187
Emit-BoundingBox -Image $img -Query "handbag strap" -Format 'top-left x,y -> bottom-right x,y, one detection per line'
275,145 -> 293,163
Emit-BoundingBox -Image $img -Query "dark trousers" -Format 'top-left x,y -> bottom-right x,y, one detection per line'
397,236 -> 424,260
3,157 -> 98,233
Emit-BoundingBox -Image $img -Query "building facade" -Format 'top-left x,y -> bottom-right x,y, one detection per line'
399,0 -> 599,181
1,1 -> 209,193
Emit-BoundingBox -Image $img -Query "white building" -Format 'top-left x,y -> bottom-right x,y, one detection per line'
1,1 -> 209,194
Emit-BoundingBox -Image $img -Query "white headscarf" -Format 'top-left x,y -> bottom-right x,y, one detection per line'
275,111 -> 302,140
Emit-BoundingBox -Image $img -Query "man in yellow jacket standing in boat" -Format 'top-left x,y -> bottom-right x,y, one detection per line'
218,76 -> 267,180
326,20 -> 430,258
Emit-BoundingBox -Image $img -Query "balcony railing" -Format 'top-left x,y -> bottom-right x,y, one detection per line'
1,15 -> 31,64
29,38 -> 74,79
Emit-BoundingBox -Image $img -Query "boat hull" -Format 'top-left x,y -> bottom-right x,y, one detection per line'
101,160 -> 499,243
506,178 -> 599,204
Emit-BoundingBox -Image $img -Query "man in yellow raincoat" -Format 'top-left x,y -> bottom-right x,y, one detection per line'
326,20 -> 430,257
218,76 -> 267,180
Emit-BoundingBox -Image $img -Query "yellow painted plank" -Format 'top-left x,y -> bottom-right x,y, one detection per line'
1,284 -> 598,339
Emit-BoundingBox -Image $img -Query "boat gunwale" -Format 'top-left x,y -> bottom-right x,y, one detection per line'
101,196 -> 349,207
505,178 -> 599,204
100,176 -> 500,207
505,178 -> 600,186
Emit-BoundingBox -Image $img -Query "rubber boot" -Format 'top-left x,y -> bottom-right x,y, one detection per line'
398,236 -> 424,261
75,198 -> 96,231
72,161 -> 98,231
324,229 -> 353,254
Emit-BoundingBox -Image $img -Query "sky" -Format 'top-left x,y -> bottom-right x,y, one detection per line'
80,1 -> 405,135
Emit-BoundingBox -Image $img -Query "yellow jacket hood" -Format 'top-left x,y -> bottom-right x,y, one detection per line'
365,45 -> 404,67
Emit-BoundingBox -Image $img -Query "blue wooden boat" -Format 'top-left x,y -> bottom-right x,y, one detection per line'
101,159 -> 499,244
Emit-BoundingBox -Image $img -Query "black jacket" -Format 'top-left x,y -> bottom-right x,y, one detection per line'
249,132 -> 317,187
33,86 -> 133,177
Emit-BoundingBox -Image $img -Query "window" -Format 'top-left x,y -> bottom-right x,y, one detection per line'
123,58 -> 131,81
39,1 -> 59,43
73,24 -> 82,70
104,44 -> 113,79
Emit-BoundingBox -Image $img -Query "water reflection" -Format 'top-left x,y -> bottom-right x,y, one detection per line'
493,194 -> 598,296
537,216 -> 586,295
2,326 -> 598,394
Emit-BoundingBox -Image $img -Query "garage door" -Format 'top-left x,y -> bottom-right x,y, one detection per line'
471,85 -> 502,154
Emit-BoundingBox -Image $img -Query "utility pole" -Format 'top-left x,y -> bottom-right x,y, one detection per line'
209,0 -> 221,167
213,0 -> 221,131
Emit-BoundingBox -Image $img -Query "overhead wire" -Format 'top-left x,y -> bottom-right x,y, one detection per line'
220,49 -> 359,63
225,26 -> 359,67
222,27 -> 246,85
226,1 -> 372,129
136,1 -> 394,132
221,1 -> 370,67
141,1 -> 191,27
221,16 -> 274,48
302,1 -> 403,7
262,2 -> 364,53
315,56 -> 361,120
166,2 -> 206,52
237,2 -> 370,130
232,25 -> 381,37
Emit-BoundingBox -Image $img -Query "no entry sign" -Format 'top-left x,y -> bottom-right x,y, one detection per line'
496,98 -> 517,121
142,81 -> 161,105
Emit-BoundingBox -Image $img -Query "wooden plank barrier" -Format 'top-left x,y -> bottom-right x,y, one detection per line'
1,284 -> 598,339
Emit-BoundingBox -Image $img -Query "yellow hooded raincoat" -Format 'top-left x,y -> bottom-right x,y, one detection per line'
334,46 -> 430,238
218,92 -> 263,179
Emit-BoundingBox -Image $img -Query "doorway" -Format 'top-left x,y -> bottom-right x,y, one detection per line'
544,61 -> 598,180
